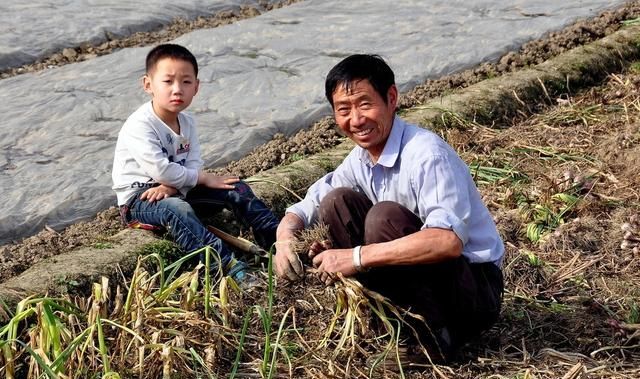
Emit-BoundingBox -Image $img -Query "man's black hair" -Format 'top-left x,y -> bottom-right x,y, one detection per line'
324,54 -> 395,107
145,44 -> 198,77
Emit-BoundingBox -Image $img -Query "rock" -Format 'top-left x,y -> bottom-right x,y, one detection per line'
80,53 -> 98,61
499,51 -> 517,66
50,53 -> 64,64
62,48 -> 77,59
241,6 -> 261,18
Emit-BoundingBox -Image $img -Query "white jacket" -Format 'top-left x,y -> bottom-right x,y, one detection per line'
112,101 -> 202,205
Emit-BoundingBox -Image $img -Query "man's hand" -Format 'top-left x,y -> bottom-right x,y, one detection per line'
274,239 -> 304,281
141,184 -> 177,202
312,248 -> 358,285
198,172 -> 240,190
308,239 -> 332,260
274,213 -> 307,282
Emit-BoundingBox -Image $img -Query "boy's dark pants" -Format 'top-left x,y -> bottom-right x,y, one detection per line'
186,182 -> 279,249
318,188 -> 503,356
123,181 -> 279,260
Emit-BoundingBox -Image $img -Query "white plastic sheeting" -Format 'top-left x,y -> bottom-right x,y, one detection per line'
0,0 -> 276,70
0,0 -> 627,244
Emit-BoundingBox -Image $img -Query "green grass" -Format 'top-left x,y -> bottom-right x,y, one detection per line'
521,192 -> 581,243
92,242 -> 113,249
468,161 -> 529,185
629,61 -> 640,73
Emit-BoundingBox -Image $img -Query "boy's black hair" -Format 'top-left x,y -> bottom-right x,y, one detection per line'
324,54 -> 395,107
145,44 -> 198,77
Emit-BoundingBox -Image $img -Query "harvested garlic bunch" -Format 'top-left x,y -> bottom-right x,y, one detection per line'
621,214 -> 640,255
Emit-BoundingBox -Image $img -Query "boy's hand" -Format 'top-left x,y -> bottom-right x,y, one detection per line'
141,184 -> 177,202
199,172 -> 240,189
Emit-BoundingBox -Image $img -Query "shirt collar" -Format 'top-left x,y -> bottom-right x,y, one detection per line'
358,115 -> 405,168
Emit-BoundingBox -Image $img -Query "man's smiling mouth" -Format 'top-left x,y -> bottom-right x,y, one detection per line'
354,128 -> 373,137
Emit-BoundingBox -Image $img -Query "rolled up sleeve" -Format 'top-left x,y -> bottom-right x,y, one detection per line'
415,155 -> 472,245
286,172 -> 341,227
286,158 -> 359,227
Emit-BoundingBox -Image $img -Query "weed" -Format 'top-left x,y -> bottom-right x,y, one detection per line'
137,239 -> 181,260
289,153 -> 304,162
541,102 -> 602,127
92,242 -> 113,249
626,302 -> 640,324
622,17 -> 640,26
523,250 -> 544,268
521,192 -> 582,242
629,61 -> 640,73
548,301 -> 571,314
469,161 -> 529,185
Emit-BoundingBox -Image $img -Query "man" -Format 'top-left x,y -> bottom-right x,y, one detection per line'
274,54 -> 504,362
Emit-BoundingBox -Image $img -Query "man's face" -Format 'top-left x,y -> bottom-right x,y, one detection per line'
332,79 -> 397,162
143,57 -> 199,124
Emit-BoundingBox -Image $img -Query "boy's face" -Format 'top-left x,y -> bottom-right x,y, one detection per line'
143,57 -> 199,124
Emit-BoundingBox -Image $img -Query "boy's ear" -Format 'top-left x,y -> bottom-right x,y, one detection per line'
142,75 -> 152,95
194,78 -> 200,95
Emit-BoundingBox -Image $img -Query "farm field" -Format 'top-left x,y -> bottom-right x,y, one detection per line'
1,3 -> 640,379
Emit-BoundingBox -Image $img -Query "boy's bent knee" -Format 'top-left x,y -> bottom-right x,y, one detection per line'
158,197 -> 195,217
233,181 -> 254,196
227,181 -> 260,204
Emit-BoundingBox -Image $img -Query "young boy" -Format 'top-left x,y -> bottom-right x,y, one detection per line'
112,44 -> 279,283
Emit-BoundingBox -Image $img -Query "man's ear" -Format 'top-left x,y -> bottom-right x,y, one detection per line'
387,84 -> 398,110
142,75 -> 152,95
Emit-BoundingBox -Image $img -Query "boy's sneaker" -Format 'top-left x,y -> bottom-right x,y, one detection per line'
226,258 -> 261,290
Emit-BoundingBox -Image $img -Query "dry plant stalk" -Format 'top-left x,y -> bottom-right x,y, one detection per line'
290,222 -> 332,266
6,66 -> 640,377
